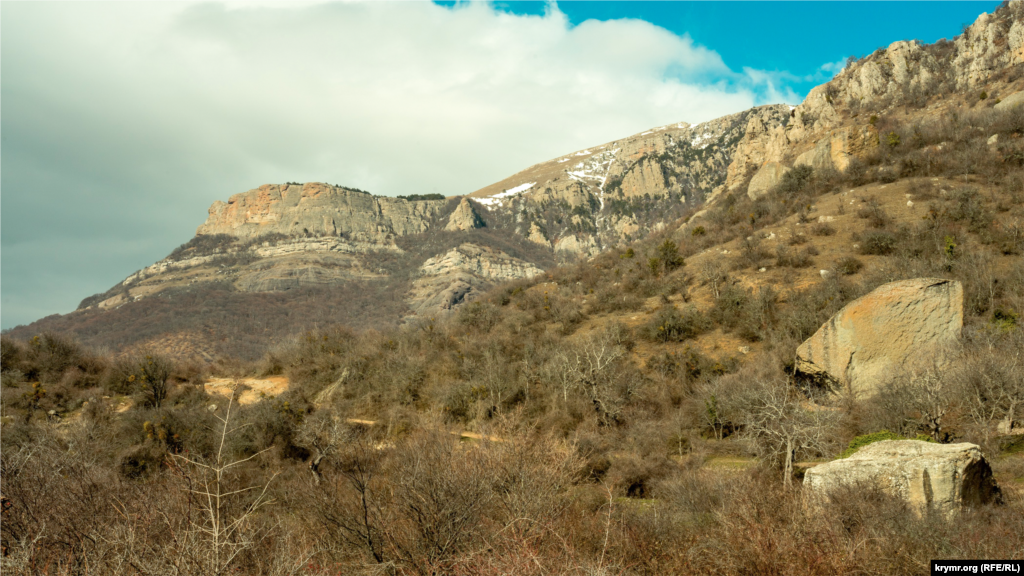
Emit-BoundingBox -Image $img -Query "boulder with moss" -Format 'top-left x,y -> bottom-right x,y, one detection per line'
804,440 -> 1001,516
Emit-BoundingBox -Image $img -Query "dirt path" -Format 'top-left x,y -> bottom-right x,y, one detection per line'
344,417 -> 503,442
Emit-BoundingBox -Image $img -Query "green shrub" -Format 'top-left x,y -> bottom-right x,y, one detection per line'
992,307 -> 1019,330
396,193 -> 446,201
838,430 -> 934,459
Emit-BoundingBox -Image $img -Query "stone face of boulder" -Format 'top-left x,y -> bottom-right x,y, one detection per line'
444,197 -> 485,231
747,162 -> 791,200
804,440 -> 1001,515
796,278 -> 963,396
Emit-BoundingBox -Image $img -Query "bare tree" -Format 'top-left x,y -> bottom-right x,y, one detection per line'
742,378 -> 839,488
168,395 -> 279,575
551,331 -> 631,425
877,368 -> 956,442
296,411 -> 346,484
306,424 -> 388,566
699,258 -> 728,300
955,332 -> 1024,438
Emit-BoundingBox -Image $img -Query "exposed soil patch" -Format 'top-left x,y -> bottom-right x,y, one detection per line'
204,375 -> 290,404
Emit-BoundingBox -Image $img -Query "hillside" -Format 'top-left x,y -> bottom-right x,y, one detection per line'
4,4 -> 1024,575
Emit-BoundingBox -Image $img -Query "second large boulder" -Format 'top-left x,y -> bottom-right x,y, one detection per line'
804,440 -> 1000,516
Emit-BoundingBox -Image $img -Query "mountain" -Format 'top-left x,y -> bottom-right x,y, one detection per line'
6,108 -> 791,359
9,2 -> 1024,361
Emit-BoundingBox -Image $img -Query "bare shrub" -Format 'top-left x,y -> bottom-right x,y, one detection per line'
859,230 -> 899,255
811,222 -> 836,236
836,256 -> 865,275
643,306 -> 712,343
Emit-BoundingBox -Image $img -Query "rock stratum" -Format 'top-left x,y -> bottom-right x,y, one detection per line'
13,2 -> 1024,359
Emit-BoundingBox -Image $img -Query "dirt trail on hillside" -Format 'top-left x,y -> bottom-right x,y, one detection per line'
203,376 -> 503,442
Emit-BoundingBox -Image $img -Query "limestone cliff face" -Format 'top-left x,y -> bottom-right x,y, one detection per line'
444,198 -> 486,231
724,2 -> 1024,195
197,182 -> 446,242
407,243 -> 544,314
468,105 -> 791,257
418,243 -> 543,282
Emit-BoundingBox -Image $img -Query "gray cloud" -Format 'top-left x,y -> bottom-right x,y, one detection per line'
1,1 -> 796,329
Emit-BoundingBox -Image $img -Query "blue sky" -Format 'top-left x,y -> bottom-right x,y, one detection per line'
0,1 -> 1003,330
493,1 -> 996,79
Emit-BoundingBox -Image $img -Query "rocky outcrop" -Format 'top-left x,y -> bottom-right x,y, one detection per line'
196,182 -> 447,242
554,234 -> 600,257
796,278 -> 963,396
747,162 -> 791,200
470,105 -> 791,257
951,8 -> 1024,90
721,3 -> 1024,197
794,138 -> 833,173
445,197 -> 485,231
726,108 -> 793,192
995,91 -> 1024,111
527,222 -> 550,247
419,243 -> 543,282
408,243 -> 544,314
618,158 -> 669,198
804,440 -> 1001,516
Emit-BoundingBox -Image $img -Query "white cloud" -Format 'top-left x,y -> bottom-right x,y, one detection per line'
1,1 -> 810,327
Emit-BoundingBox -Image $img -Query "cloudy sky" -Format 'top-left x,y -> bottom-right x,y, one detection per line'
1,1 -> 999,329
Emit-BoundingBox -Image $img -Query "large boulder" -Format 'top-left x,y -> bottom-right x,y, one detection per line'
804,440 -> 1001,516
796,278 -> 963,397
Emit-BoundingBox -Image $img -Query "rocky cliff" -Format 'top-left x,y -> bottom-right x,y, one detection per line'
469,105 -> 791,257
79,104 -> 795,335
197,182 -> 448,242
720,1 -> 1024,199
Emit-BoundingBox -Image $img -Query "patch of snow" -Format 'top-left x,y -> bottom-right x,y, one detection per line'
557,158 -> 570,163
499,182 -> 535,196
477,182 -> 537,210
641,131 -> 652,136
575,149 -> 592,156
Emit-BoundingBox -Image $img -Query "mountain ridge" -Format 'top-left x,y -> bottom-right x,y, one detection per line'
10,1 -> 1024,360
